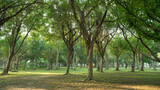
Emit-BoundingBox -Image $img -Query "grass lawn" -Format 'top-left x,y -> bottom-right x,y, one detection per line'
0,67 -> 160,90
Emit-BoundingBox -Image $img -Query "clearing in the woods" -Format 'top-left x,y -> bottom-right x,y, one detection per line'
0,68 -> 160,90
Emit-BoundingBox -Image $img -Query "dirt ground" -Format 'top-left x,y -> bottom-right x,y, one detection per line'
0,73 -> 160,90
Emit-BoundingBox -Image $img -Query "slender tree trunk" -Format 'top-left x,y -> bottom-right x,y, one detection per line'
115,56 -> 119,71
55,47 -> 59,70
33,57 -> 37,70
136,54 -> 139,70
140,54 -> 144,71
16,60 -> 19,70
153,61 -> 156,70
124,62 -> 128,69
96,52 -> 100,71
100,54 -> 104,72
80,63 -> 82,68
105,54 -> 109,70
131,52 -> 136,72
13,63 -> 17,72
23,60 -> 27,70
85,44 -> 93,80
65,48 -> 73,75
72,51 -> 76,70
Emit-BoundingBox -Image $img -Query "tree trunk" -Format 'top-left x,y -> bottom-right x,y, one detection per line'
65,46 -> 73,75
124,62 -> 128,69
96,53 -> 100,71
136,54 -> 139,70
140,54 -> 144,71
72,51 -> 76,70
65,48 -> 73,75
55,47 -> 59,70
33,58 -> 37,70
131,52 -> 136,72
9,61 -> 12,71
153,61 -> 156,70
100,55 -> 104,72
23,60 -> 27,70
13,60 -> 17,72
2,54 -> 13,75
16,60 -> 19,70
115,56 -> 119,71
105,53 -> 109,70
85,44 -> 93,80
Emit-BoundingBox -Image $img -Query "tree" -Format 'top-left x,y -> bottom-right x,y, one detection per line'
46,1 -> 80,75
70,0 -> 109,80
114,0 -> 160,62
96,26 -> 117,72
110,35 -> 126,71
120,26 -> 139,72
2,14 -> 33,75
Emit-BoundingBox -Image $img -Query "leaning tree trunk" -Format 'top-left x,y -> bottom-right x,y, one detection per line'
65,47 -> 73,75
140,54 -> 144,71
96,52 -> 100,71
115,56 -> 119,71
131,52 -> 136,72
85,44 -> 93,80
2,53 -> 14,75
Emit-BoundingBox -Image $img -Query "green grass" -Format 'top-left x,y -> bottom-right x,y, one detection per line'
0,67 -> 160,89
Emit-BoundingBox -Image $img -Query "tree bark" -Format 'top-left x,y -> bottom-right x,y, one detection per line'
115,56 -> 119,71
96,53 -> 100,71
85,44 -> 93,80
136,54 -> 139,70
2,54 -> 14,75
131,52 -> 136,72
65,48 -> 73,75
140,53 -> 144,71
100,55 -> 104,72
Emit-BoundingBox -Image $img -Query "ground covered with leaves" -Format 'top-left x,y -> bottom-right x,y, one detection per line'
0,68 -> 160,90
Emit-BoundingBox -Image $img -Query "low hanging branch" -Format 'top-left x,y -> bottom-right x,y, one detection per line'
118,23 -> 160,62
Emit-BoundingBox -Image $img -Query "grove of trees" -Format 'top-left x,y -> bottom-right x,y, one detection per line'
0,0 -> 159,81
